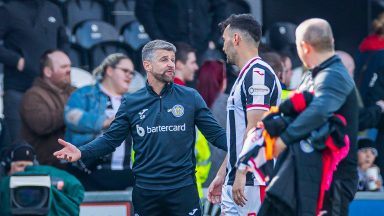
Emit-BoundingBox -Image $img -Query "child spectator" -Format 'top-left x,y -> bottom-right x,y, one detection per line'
357,138 -> 383,191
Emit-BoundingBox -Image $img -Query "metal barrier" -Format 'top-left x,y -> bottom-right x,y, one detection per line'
81,190 -> 384,216
350,192 -> 384,216
81,189 -> 133,216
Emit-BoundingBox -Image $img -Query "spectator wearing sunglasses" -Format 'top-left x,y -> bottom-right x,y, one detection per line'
63,53 -> 135,191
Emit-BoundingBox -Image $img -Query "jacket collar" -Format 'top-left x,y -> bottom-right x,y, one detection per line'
311,55 -> 340,78
145,81 -> 174,96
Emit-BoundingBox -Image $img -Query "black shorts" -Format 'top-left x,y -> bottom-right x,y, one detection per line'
132,184 -> 201,216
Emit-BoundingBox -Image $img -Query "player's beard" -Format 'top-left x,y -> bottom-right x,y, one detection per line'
225,44 -> 237,65
152,69 -> 175,84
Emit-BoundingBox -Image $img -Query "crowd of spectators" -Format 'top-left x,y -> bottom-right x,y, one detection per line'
1,0 -> 384,198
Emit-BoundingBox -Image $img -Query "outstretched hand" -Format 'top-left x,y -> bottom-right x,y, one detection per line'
53,139 -> 81,162
208,174 -> 225,204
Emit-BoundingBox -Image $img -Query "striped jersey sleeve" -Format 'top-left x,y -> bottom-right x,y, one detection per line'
242,63 -> 279,111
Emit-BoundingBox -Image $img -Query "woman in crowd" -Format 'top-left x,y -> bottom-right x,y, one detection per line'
64,53 -> 135,190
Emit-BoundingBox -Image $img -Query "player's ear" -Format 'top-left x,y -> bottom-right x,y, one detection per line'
143,60 -> 152,72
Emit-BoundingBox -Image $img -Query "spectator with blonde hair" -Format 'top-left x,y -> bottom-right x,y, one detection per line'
64,53 -> 135,190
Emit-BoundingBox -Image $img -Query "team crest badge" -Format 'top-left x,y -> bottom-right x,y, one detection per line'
300,139 -> 314,153
170,104 -> 184,117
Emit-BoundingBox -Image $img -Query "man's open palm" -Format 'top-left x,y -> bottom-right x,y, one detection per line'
53,139 -> 81,162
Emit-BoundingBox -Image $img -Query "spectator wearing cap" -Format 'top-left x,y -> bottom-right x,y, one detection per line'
8,143 -> 35,175
357,138 -> 383,191
0,141 -> 85,216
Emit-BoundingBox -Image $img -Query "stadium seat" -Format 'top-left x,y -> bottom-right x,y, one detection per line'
65,0 -> 105,29
72,20 -> 120,49
121,20 -> 151,51
70,67 -> 95,88
88,41 -> 135,71
265,22 -> 297,52
48,0 -> 69,23
110,0 -> 136,30
129,71 -> 146,93
227,0 -> 251,14
265,22 -> 301,68
67,44 -> 85,68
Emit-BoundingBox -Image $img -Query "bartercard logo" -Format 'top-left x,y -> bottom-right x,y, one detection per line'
136,125 -> 145,137
136,124 -> 186,137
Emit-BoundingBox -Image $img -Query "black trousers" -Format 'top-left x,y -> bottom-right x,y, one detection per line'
132,184 -> 201,216
322,178 -> 358,216
3,90 -> 23,142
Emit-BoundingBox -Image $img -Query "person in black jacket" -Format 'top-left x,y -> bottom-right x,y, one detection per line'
273,18 -> 359,216
135,0 -> 229,57
0,0 -> 69,142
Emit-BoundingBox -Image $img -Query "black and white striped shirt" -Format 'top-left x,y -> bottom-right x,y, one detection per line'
225,56 -> 282,186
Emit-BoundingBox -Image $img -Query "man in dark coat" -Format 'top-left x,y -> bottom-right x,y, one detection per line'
274,18 -> 359,216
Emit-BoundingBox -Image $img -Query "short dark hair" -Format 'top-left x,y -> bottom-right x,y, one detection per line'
39,49 -> 64,77
219,14 -> 262,44
373,12 -> 384,35
175,42 -> 195,64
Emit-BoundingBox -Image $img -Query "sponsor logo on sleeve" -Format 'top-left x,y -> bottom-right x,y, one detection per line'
248,85 -> 270,96
253,68 -> 265,76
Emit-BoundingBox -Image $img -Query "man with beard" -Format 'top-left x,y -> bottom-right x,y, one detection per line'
53,40 -> 227,216
208,14 -> 282,215
0,0 -> 68,142
20,49 -> 75,169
